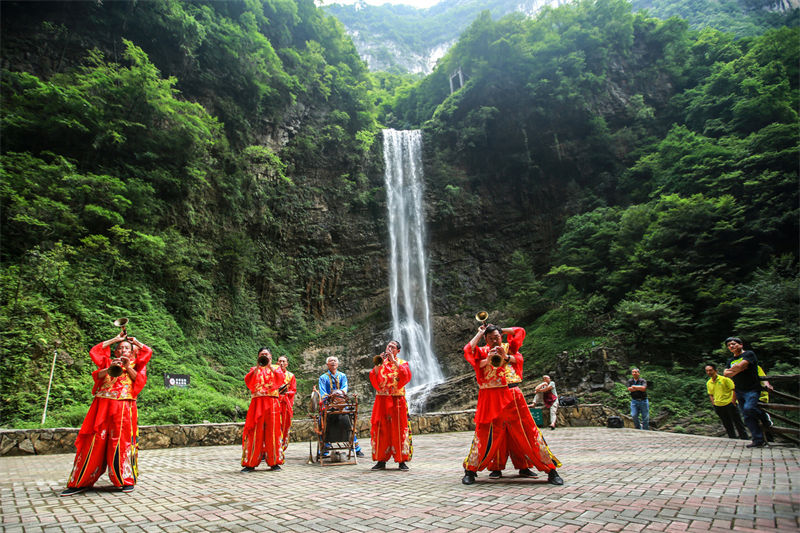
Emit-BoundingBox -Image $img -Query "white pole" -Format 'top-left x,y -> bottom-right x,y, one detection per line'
41,348 -> 58,425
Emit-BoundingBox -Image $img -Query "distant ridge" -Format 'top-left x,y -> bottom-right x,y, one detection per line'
323,0 -> 799,74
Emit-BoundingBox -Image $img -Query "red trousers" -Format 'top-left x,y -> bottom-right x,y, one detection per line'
279,400 -> 293,451
370,396 -> 412,463
464,388 -> 560,473
241,396 -> 284,467
67,398 -> 139,488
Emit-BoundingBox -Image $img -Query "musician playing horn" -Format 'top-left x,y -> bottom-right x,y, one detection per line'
369,341 -> 412,471
461,323 -> 564,486
276,355 -> 297,451
241,348 -> 285,472
61,331 -> 152,496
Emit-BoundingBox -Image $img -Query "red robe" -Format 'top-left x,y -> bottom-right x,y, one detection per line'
242,365 -> 285,468
66,342 -> 152,489
462,327 -> 560,473
369,358 -> 413,463
278,369 -> 297,451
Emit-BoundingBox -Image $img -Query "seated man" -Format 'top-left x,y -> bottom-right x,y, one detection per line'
318,356 -> 364,457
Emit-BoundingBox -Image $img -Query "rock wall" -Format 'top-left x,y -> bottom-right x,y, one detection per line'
0,404 -> 633,456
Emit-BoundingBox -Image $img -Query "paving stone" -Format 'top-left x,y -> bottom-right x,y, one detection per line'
1,428 -> 798,532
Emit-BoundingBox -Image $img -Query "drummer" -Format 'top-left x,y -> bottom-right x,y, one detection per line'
318,356 -> 365,457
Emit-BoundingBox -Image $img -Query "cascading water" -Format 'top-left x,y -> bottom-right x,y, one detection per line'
383,129 -> 444,413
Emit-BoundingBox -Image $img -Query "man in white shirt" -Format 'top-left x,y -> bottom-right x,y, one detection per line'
533,375 -> 558,430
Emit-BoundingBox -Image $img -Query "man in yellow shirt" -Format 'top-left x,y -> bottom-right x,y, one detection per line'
705,363 -> 748,440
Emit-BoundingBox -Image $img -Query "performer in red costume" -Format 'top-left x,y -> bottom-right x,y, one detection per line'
276,355 -> 297,451
369,340 -> 413,471
241,348 -> 285,472
60,331 -> 152,496
461,324 -> 563,486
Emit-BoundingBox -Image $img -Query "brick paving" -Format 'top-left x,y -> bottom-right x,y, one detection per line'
1,428 -> 798,532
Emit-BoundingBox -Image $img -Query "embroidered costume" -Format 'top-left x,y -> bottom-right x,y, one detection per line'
278,368 -> 297,451
242,365 -> 285,468
463,327 -> 560,475
66,342 -> 152,490
369,358 -> 413,464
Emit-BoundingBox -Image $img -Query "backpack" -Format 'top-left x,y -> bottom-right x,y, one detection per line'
607,416 -> 623,428
558,396 -> 578,406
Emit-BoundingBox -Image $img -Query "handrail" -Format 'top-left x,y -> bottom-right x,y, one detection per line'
760,373 -> 799,447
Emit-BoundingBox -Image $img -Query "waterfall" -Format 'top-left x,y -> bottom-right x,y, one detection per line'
383,129 -> 444,413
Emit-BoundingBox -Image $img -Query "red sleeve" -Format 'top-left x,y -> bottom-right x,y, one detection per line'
506,327 -> 526,354
90,368 -> 104,395
397,361 -> 412,389
89,343 -> 110,369
463,344 -> 480,371
131,366 -> 148,398
135,345 -> 153,367
369,366 -> 381,390
287,375 -> 297,404
270,368 -> 285,392
244,367 -> 258,392
511,352 -> 524,377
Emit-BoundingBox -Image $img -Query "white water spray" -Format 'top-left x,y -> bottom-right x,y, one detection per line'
383,129 -> 444,413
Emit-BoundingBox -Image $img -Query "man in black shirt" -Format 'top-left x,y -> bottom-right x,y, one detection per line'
723,337 -> 770,448
627,368 -> 649,430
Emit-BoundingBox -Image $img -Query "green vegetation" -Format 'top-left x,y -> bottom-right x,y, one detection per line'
0,0 -> 382,427
1,0 -> 797,434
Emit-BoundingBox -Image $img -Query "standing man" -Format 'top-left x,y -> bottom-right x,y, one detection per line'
705,363 -> 748,440
461,324 -> 563,485
241,348 -> 285,472
533,375 -> 559,430
318,356 -> 364,457
369,341 -> 412,471
61,331 -> 152,496
627,368 -> 649,430
276,355 -> 297,452
723,337 -> 771,448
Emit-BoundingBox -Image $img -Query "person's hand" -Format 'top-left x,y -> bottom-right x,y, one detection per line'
478,324 -> 486,334
120,356 -> 130,369
114,331 -> 127,343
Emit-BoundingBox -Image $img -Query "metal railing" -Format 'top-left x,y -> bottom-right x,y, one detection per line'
761,374 -> 800,446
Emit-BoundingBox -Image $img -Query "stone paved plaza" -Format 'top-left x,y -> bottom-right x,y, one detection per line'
1,427 -> 798,532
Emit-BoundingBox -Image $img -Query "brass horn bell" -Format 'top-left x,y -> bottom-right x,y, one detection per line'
475,311 -> 489,324
373,354 -> 384,367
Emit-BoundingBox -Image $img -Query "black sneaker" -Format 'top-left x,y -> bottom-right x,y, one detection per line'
121,485 -> 134,493
371,461 -> 386,470
59,487 -> 87,497
488,470 -> 502,479
356,450 -> 365,458
241,466 -> 255,472
398,462 -> 409,471
518,468 -> 538,478
547,470 -> 564,485
746,441 -> 766,448
270,465 -> 282,471
461,470 -> 476,485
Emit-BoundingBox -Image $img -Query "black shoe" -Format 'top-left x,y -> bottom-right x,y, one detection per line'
60,486 -> 87,497
461,470 -> 476,485
488,470 -> 502,479
550,425 -> 556,430
518,468 -> 538,478
121,485 -> 134,493
398,462 -> 409,471
356,450 -> 365,458
270,465 -> 282,471
746,441 -> 766,448
371,461 -> 386,470
240,466 -> 255,472
547,470 -> 564,485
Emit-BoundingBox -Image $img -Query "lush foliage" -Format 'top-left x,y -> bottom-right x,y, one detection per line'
0,0 -> 382,427
400,0 -> 798,373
